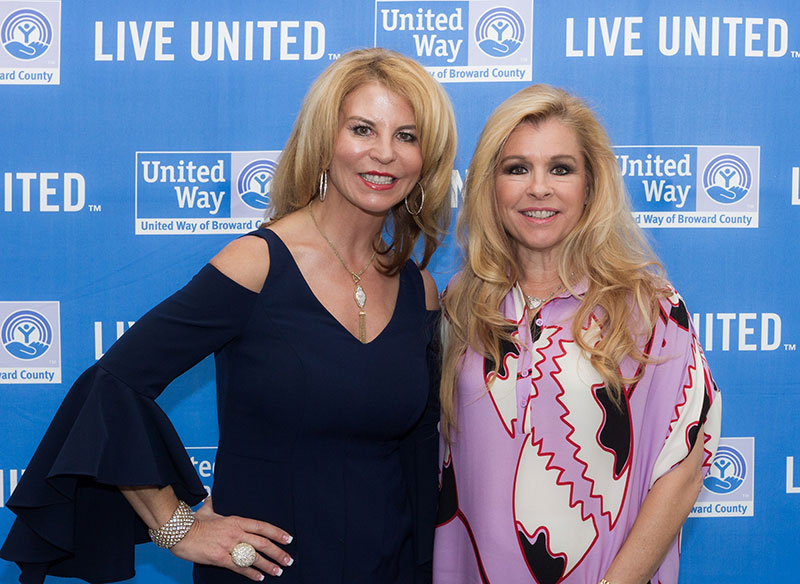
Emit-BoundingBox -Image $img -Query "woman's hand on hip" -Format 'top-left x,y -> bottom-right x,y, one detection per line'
170,496 -> 294,581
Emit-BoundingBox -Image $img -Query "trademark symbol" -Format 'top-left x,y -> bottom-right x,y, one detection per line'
785,343 -> 796,351
791,50 -> 800,58
88,204 -> 102,212
328,52 -> 341,61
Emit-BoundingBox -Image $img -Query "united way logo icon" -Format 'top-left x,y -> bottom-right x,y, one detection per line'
475,7 -> 525,57
704,445 -> 746,495
0,1 -> 61,85
1,309 -> 52,359
702,154 -> 752,204
1,8 -> 51,60
0,301 -> 61,384
691,437 -> 754,518
237,159 -> 277,211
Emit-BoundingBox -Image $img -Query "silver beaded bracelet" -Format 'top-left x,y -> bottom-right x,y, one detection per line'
148,500 -> 195,549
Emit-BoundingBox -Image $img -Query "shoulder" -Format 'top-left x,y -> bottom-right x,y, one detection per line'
444,271 -> 463,290
655,284 -> 689,323
646,285 -> 698,357
419,268 -> 440,311
209,233 -> 271,293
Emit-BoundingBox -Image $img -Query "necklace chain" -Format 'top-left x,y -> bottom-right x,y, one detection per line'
308,203 -> 376,343
524,284 -> 564,310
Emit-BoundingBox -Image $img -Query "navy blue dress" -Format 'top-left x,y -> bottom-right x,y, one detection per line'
1,228 -> 440,584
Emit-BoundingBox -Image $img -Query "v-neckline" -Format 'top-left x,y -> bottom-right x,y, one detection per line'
264,229 -> 403,345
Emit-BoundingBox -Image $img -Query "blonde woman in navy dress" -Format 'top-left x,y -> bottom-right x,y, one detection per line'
1,49 -> 456,584
433,85 -> 721,584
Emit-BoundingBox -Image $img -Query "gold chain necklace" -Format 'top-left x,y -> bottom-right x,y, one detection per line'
308,203 -> 377,343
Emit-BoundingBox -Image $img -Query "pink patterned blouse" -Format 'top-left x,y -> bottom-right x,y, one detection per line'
433,281 -> 721,584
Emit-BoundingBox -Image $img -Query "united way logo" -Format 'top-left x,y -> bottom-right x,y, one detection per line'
691,437 -> 754,518
237,159 -> 277,211
475,7 -> 524,58
0,301 -> 61,384
0,1 -> 61,85
617,145 -> 759,229
702,154 -> 752,204
375,0 -> 533,83
703,445 -> 746,495
1,309 -> 52,359
1,7 -> 51,60
135,150 -> 279,235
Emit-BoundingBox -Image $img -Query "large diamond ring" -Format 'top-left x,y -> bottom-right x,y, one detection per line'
231,542 -> 257,568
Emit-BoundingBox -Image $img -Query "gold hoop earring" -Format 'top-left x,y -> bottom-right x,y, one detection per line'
404,182 -> 425,216
318,170 -> 328,201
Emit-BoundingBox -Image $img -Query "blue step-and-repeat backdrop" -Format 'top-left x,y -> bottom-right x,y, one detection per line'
2,1 -> 799,582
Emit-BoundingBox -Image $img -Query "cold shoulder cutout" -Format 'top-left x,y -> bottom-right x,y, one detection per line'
210,232 -> 271,293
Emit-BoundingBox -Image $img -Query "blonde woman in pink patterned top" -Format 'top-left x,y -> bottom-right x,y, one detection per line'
434,85 -> 721,584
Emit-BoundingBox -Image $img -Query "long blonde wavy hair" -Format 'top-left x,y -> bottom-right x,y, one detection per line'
441,84 -> 667,439
267,48 -> 457,275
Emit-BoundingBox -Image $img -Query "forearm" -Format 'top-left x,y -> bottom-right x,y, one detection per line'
602,430 -> 705,584
120,484 -> 182,530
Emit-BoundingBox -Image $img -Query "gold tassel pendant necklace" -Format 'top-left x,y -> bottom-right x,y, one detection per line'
309,203 -> 376,343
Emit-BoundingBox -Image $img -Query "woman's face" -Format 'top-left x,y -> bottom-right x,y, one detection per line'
326,81 -> 422,216
494,118 -> 587,263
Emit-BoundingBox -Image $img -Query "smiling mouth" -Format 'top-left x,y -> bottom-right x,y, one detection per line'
522,210 -> 556,219
360,173 -> 396,185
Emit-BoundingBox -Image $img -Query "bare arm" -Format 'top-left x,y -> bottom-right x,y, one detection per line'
601,427 -> 706,584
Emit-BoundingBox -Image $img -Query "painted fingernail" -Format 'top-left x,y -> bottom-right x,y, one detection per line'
282,534 -> 293,544
284,556 -> 294,566
273,566 -> 283,577
257,575 -> 264,582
